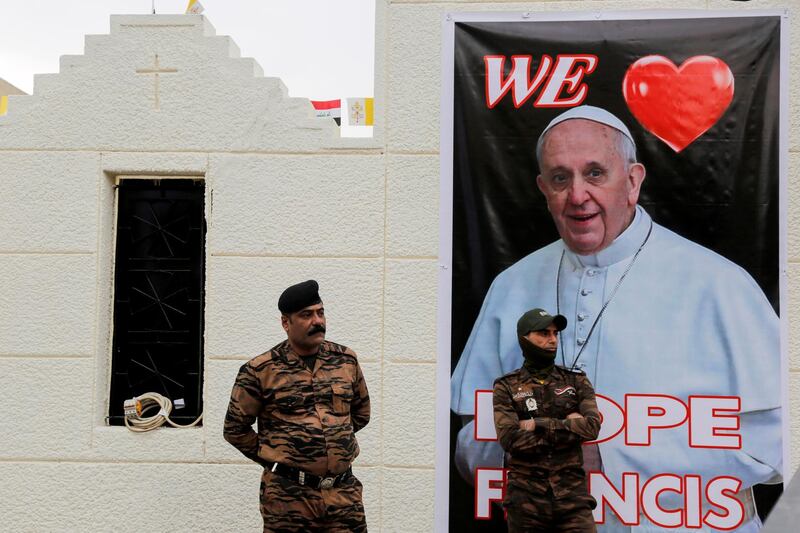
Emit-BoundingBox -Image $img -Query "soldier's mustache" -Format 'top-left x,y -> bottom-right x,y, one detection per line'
308,325 -> 326,335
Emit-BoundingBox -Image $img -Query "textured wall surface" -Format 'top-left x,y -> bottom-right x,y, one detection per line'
0,2 -> 796,532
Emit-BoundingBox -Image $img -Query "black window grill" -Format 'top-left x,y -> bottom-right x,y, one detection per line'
108,179 -> 206,425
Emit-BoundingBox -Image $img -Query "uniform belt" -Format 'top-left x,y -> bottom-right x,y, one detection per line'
267,461 -> 352,489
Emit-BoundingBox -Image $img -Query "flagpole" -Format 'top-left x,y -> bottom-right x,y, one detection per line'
152,0 -> 155,14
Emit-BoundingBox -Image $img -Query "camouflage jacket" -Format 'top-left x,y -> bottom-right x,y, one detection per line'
223,339 -> 370,477
493,365 -> 600,474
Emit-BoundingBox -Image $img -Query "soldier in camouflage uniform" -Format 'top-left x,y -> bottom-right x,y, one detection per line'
224,280 -> 370,532
493,308 -> 601,532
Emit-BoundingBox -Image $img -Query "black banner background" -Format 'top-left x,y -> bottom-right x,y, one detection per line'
448,15 -> 781,530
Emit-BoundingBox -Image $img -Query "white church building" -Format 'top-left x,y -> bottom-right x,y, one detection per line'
0,2 -> 798,532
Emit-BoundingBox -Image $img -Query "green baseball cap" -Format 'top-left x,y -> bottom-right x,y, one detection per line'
516,308 -> 567,337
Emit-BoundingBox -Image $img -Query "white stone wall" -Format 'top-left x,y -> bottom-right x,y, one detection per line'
0,14 -> 384,532
0,3 -> 797,532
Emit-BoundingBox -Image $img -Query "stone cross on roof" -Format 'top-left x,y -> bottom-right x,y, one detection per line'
135,54 -> 178,110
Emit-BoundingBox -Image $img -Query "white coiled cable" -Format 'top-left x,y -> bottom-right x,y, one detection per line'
123,392 -> 203,432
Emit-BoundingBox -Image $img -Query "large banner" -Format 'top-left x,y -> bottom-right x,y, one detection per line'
437,10 -> 787,532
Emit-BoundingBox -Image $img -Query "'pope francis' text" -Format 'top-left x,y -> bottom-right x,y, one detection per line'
474,392 -> 746,529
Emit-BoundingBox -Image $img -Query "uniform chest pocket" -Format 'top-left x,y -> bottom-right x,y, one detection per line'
331,383 -> 353,415
274,390 -> 305,415
514,395 -> 539,419
553,386 -> 578,416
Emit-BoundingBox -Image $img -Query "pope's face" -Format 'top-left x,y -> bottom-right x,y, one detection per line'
536,119 -> 645,255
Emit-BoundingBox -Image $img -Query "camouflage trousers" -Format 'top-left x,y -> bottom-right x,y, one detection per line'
260,468 -> 368,533
504,467 -> 596,532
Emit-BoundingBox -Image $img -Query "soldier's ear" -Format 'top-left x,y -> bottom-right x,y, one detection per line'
281,314 -> 290,332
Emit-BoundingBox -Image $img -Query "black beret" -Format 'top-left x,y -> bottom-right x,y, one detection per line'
278,280 -> 322,314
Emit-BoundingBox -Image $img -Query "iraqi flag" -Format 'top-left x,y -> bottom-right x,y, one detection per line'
311,99 -> 342,125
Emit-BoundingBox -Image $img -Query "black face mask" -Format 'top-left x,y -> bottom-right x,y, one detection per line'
519,336 -> 556,371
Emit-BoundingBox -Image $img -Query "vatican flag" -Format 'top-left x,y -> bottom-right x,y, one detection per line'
0,95 -> 8,117
347,97 -> 374,126
186,0 -> 204,14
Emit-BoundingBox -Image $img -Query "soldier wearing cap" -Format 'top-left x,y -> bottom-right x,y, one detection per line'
224,280 -> 370,532
493,308 -> 601,532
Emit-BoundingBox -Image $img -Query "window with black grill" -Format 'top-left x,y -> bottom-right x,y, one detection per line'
108,178 -> 206,426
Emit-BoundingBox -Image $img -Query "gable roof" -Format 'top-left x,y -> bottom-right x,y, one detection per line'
0,15 -> 353,152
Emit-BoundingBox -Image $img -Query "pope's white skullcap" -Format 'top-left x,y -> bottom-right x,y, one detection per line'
538,105 -> 635,147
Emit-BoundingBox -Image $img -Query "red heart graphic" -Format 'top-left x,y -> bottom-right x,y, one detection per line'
622,55 -> 734,152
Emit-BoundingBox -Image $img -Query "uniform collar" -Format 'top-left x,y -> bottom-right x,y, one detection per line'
564,205 -> 651,268
519,363 -> 556,381
275,339 -> 328,363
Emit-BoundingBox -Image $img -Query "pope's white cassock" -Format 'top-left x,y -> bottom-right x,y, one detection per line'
451,205 -> 782,532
